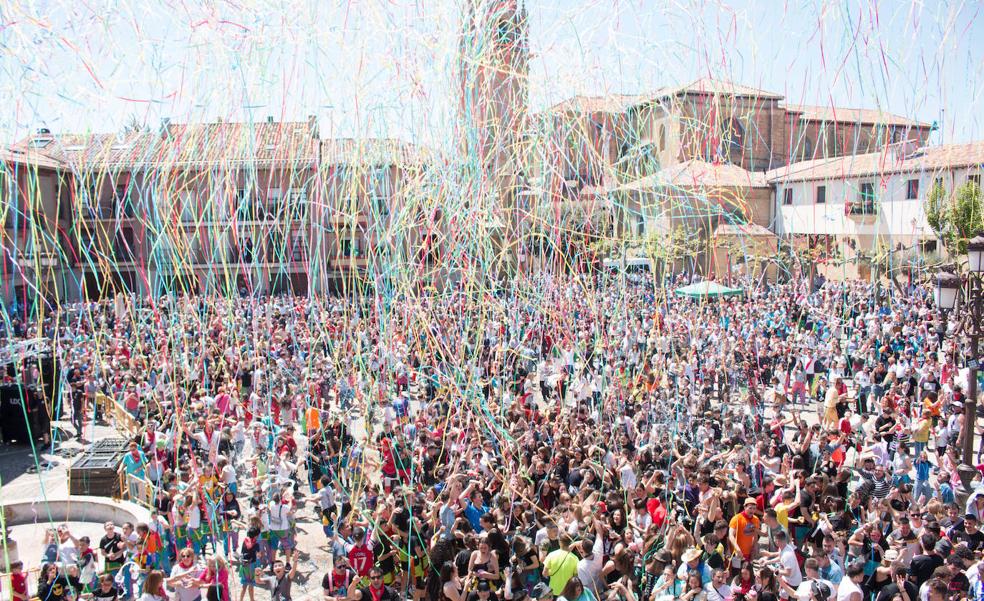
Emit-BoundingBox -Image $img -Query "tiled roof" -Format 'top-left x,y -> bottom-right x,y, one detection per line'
0,147 -> 63,171
781,104 -> 930,128
766,141 -> 984,183
671,77 -> 784,100
616,160 -> 768,192
713,222 -> 776,238
543,95 -> 644,115
159,120 -> 319,167
7,120 -> 321,170
321,139 -> 428,167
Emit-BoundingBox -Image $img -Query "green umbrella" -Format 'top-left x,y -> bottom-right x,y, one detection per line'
673,281 -> 745,298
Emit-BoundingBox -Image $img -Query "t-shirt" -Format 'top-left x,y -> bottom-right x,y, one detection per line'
321,569 -> 352,598
170,562 -> 202,601
93,585 -> 121,601
544,549 -> 580,596
348,545 -> 375,577
11,572 -> 27,600
728,512 -> 761,559
909,554 -> 943,588
259,573 -> 292,601
875,581 -> 918,601
779,545 -> 802,587
951,528 -> 984,553
358,585 -> 400,601
40,576 -> 72,601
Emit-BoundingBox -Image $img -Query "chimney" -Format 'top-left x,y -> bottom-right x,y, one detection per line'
266,115 -> 274,124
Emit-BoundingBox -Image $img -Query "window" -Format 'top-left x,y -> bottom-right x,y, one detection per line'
286,187 -> 307,204
722,118 -> 744,155
180,192 -> 196,223
339,237 -> 360,258
265,188 -> 282,220
970,173 -> 982,187
906,179 -> 919,200
934,177 -> 945,193
782,188 -> 793,205
236,189 -> 254,221
852,182 -> 877,215
815,185 -> 826,204
921,240 -> 938,254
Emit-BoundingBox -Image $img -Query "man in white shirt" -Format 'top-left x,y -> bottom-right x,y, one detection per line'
576,521 -> 606,596
703,568 -> 732,601
776,530 -> 802,587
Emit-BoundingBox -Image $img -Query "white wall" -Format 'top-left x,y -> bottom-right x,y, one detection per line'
774,166 -> 981,242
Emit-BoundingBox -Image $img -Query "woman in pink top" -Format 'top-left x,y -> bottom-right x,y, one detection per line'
198,556 -> 231,601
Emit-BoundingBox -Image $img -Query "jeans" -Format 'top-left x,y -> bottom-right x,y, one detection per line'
914,479 -> 934,504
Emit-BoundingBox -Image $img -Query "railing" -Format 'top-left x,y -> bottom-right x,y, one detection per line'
99,393 -> 140,437
117,466 -> 156,509
847,199 -> 878,216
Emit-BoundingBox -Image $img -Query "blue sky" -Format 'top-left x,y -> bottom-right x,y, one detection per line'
0,0 -> 981,148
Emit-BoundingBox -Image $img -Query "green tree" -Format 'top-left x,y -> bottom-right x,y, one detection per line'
927,181 -> 984,257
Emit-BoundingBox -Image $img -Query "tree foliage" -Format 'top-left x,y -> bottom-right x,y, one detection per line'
927,181 -> 984,257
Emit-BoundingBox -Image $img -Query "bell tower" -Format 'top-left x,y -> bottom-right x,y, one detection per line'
458,0 -> 530,264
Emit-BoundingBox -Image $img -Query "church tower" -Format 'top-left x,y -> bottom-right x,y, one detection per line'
458,0 -> 530,263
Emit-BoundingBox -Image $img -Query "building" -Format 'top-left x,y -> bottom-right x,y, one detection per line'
534,78 -> 934,278
0,118 -> 429,306
457,0 -> 530,266
770,141 -> 984,280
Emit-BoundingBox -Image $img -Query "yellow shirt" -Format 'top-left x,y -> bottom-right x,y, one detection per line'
544,549 -> 579,595
774,502 -> 791,530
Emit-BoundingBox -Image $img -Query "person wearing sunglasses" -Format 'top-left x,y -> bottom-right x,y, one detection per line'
346,567 -> 400,601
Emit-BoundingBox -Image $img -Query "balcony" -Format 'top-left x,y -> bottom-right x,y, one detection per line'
331,256 -> 369,270
82,201 -> 136,222
324,214 -> 369,231
15,252 -> 59,269
847,198 -> 879,220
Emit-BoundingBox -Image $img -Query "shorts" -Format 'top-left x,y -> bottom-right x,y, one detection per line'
270,530 -> 294,551
239,561 -> 259,586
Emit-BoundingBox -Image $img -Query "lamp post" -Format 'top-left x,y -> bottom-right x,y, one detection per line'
935,234 -> 984,494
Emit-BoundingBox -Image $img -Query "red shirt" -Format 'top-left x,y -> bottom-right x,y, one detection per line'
646,498 -> 667,528
348,544 -> 375,577
11,572 -> 27,599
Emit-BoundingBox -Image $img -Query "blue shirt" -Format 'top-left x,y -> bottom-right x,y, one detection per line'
464,501 -> 488,533
941,483 -> 956,504
821,560 -> 843,585
122,451 -> 147,478
915,459 -> 932,482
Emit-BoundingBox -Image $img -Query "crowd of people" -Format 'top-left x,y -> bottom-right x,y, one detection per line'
4,272 -> 984,601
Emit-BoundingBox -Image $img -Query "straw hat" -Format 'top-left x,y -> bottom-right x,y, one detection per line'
682,548 -> 702,563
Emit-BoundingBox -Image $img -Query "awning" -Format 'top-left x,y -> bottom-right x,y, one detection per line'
674,281 -> 744,298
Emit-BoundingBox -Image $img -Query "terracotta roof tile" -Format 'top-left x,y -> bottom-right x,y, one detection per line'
543,95 -> 644,115
781,104 -> 930,128
766,141 -> 984,183
616,160 -> 768,192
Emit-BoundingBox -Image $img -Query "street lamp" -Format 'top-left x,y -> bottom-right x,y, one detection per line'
936,234 -> 984,494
